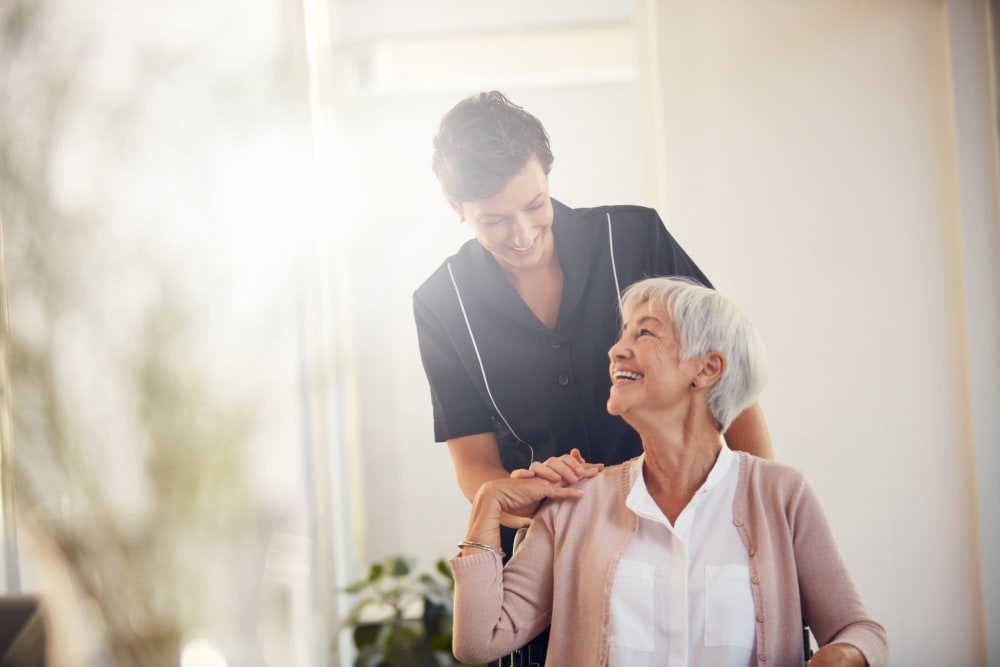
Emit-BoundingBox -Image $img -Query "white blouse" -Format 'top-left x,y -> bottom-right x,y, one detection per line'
608,444 -> 756,667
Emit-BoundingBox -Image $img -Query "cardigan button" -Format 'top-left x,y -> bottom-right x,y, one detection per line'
751,575 -> 760,584
733,517 -> 744,526
557,374 -> 570,386
758,651 -> 768,661
756,613 -> 766,623
749,547 -> 756,557
550,338 -> 562,349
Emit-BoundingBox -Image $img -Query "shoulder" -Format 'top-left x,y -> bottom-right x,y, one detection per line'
581,458 -> 635,497
413,238 -> 480,309
538,458 -> 635,520
552,199 -> 664,254
739,453 -> 808,502
553,198 -> 659,226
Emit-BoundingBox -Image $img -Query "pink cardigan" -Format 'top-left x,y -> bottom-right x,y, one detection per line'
451,453 -> 888,666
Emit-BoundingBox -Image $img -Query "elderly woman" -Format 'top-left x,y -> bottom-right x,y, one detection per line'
450,277 -> 887,667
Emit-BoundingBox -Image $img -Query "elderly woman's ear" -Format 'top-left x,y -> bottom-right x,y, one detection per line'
691,351 -> 726,390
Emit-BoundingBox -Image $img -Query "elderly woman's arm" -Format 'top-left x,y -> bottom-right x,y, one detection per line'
793,477 -> 889,666
450,477 -> 589,664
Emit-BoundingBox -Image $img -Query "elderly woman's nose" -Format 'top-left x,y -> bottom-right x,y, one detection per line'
609,338 -> 628,359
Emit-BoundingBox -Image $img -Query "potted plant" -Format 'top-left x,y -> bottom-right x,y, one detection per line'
340,555 -> 475,667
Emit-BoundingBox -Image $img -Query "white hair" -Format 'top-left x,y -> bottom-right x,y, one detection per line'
619,277 -> 768,432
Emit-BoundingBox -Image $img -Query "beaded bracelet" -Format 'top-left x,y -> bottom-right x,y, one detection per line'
457,540 -> 507,559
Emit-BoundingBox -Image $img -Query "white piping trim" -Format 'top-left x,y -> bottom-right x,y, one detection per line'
446,262 -> 535,465
607,212 -> 623,310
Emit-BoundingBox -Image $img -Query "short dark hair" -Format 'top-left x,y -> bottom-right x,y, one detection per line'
432,91 -> 554,203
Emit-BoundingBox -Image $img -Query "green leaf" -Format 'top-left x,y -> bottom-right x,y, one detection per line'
340,597 -> 380,630
342,578 -> 372,594
389,556 -> 411,577
386,639 -> 439,667
352,623 -> 381,649
436,559 -> 454,583
368,562 -> 385,582
428,633 -> 453,652
420,583 -> 449,604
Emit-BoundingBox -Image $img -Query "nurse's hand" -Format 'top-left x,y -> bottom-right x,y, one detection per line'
510,448 -> 604,485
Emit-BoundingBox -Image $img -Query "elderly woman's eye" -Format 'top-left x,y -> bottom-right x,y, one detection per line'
638,328 -> 655,337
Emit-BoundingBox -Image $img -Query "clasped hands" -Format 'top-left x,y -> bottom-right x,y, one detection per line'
477,449 -> 605,529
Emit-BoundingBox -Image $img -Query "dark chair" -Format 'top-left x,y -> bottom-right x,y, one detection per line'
0,595 -> 45,667
803,622 -> 815,662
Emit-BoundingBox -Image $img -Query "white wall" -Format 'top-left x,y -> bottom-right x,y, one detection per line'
645,1 -> 994,664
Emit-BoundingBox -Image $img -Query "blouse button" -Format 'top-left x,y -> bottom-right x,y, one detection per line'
557,374 -> 570,386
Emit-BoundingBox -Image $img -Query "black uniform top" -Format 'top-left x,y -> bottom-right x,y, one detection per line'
413,198 -> 712,473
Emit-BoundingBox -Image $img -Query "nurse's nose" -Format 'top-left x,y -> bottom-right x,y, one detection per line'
510,216 -> 533,248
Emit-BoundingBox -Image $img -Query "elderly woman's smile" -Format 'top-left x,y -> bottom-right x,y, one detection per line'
612,368 -> 643,382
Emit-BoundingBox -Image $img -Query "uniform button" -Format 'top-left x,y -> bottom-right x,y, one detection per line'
751,575 -> 760,584
550,338 -> 562,349
733,517 -> 744,526
756,613 -> 766,623
557,374 -> 570,386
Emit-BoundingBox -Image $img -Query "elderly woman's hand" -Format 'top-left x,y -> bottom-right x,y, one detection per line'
510,448 -> 604,484
476,475 -> 586,516
461,476 -> 587,557
808,643 -> 867,667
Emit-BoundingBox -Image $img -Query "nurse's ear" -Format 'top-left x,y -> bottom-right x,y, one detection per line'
449,200 -> 465,223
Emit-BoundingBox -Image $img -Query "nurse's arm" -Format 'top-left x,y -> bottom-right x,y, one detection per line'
447,433 -> 535,529
724,401 -> 775,459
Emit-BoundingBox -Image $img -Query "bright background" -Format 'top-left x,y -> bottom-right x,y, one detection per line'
1,1 -> 996,666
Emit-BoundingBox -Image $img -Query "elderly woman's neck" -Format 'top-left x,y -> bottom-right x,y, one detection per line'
639,422 -> 724,524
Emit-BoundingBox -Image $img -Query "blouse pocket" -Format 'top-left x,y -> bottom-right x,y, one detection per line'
704,563 -> 756,649
608,559 -> 655,652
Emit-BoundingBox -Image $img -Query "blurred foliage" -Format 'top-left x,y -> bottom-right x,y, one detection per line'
340,555 -> 476,667
0,0 -> 293,664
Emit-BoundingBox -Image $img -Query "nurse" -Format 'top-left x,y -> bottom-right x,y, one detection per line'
413,90 -> 774,665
